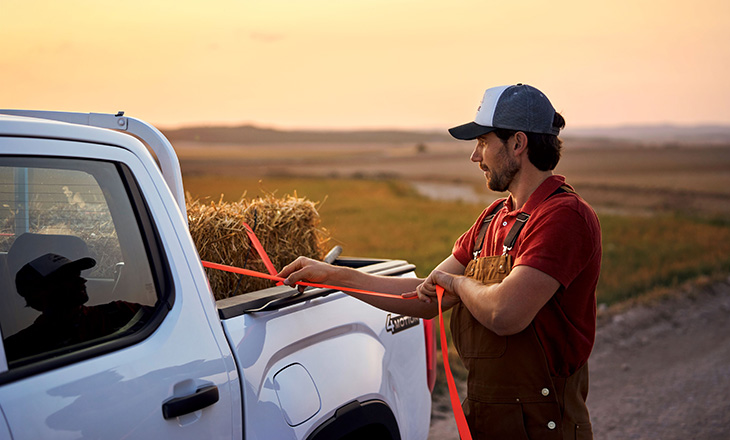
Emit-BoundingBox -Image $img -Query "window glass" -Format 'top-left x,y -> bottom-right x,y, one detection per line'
0,157 -> 159,367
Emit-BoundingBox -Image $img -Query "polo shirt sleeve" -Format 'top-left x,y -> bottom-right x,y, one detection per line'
514,203 -> 599,288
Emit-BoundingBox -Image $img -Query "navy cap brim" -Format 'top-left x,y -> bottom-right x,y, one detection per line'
448,122 -> 496,140
67,257 -> 96,272
47,257 -> 96,278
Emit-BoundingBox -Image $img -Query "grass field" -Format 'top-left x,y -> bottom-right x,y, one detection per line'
183,173 -> 730,307
181,142 -> 730,393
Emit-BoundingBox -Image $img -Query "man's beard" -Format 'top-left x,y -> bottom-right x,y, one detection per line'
486,147 -> 520,192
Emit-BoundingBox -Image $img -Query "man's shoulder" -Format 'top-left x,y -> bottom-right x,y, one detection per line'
542,189 -> 596,216
473,197 -> 510,224
531,190 -> 600,233
3,318 -> 47,359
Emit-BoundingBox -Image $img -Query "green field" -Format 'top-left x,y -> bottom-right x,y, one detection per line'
185,173 -> 730,393
185,174 -> 730,308
182,143 -> 730,394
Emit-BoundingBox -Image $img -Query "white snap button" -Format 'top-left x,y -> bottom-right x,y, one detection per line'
502,221 -> 508,226
547,421 -> 556,430
541,388 -> 550,396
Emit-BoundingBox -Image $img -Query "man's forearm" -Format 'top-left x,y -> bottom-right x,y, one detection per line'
334,267 -> 440,319
454,265 -> 560,336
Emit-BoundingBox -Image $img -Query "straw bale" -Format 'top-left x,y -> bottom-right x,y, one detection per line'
186,193 -> 329,300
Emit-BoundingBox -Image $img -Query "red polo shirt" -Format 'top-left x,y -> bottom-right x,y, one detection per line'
453,175 -> 601,377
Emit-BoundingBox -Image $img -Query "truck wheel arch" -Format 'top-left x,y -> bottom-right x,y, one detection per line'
307,399 -> 400,440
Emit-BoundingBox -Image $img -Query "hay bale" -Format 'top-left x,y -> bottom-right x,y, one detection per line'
187,193 -> 329,300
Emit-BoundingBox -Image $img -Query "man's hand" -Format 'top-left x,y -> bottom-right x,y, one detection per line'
403,269 -> 462,309
277,256 -> 338,293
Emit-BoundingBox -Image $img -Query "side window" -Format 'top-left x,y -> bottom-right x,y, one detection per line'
0,157 -> 162,369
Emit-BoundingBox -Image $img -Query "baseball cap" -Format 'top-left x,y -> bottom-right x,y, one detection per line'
449,84 -> 561,140
15,253 -> 96,295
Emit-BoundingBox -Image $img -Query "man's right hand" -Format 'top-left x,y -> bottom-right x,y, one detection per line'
277,256 -> 339,293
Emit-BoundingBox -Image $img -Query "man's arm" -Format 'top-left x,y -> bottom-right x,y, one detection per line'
278,254 -> 466,319
413,265 -> 560,335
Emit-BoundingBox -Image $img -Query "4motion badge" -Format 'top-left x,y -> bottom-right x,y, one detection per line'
385,314 -> 419,334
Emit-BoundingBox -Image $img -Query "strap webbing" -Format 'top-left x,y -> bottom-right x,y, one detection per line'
436,285 -> 473,440
502,212 -> 530,254
472,200 -> 505,259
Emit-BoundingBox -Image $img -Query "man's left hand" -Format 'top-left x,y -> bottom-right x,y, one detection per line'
403,270 -> 462,309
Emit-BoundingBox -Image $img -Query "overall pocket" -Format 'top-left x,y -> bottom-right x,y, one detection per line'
452,255 -> 512,358
464,400 -> 530,440
464,254 -> 511,284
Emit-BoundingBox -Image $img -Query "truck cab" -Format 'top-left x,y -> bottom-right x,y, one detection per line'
0,112 -> 434,439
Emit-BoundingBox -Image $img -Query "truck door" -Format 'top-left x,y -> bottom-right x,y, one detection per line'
0,140 -> 238,439
0,405 -> 10,440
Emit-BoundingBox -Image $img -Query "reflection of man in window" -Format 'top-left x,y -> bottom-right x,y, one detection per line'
4,253 -> 143,362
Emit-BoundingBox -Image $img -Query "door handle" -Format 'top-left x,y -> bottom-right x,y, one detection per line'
162,385 -> 220,419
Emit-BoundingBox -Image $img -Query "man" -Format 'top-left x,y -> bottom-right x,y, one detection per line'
278,84 -> 601,439
4,253 -> 144,362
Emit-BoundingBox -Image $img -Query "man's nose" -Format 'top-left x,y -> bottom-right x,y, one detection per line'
470,145 -> 481,162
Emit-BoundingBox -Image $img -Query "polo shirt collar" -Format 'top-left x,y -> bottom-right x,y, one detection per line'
504,175 -> 567,214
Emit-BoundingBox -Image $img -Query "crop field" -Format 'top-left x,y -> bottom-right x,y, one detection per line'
180,140 -> 730,303
180,139 -> 730,392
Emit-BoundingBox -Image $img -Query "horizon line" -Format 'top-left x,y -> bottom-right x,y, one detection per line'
159,121 -> 730,132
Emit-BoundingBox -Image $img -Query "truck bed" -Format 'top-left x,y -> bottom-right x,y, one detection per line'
216,257 -> 416,318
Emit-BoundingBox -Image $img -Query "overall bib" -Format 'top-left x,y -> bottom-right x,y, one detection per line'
451,194 -> 593,439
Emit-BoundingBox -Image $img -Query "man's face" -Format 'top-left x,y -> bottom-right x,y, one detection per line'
44,270 -> 89,311
471,132 -> 520,192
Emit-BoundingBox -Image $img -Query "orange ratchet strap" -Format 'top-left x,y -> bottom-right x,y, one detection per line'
436,285 -> 472,440
201,222 -> 472,440
201,260 -> 423,300
241,222 -> 279,282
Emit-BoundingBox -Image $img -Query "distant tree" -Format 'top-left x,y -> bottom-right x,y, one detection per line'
415,143 -> 428,154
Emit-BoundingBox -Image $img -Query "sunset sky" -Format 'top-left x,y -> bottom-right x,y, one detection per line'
2,0 -> 729,131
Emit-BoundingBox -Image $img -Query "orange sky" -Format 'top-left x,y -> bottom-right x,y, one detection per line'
2,0 -> 729,131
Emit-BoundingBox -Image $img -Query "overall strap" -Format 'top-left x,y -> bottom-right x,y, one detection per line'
473,185 -> 575,259
502,212 -> 530,255
473,199 -> 506,259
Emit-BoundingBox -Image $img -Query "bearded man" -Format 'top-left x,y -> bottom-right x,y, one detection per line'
279,84 -> 602,439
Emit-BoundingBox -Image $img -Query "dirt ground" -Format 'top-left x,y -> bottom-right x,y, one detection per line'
427,277 -> 730,439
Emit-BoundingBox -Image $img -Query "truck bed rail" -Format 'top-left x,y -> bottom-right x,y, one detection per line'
216,258 -> 416,318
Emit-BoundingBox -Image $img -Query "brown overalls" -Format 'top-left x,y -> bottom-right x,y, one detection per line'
451,194 -> 593,439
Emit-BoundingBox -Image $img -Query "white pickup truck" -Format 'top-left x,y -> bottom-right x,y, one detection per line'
0,111 -> 435,440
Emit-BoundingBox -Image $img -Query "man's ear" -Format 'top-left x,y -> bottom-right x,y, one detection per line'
514,132 -> 528,155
